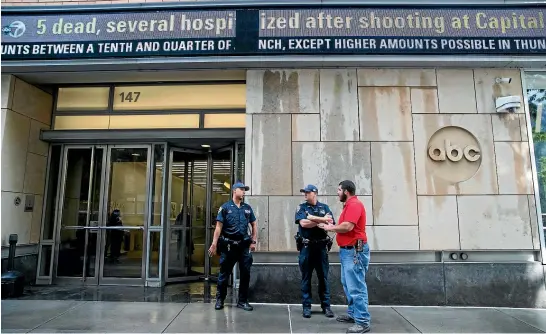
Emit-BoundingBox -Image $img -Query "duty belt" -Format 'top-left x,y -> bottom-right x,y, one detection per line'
302,237 -> 331,245
222,236 -> 245,245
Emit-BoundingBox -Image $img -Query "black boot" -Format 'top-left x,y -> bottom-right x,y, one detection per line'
303,308 -> 312,318
215,298 -> 224,310
236,301 -> 253,311
323,307 -> 334,318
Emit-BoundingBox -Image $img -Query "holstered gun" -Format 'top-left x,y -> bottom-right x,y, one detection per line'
294,234 -> 303,251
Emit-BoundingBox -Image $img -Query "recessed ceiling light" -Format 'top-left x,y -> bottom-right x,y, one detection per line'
201,144 -> 211,148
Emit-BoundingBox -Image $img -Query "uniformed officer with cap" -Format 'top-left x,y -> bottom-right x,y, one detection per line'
209,182 -> 257,312
294,184 -> 335,318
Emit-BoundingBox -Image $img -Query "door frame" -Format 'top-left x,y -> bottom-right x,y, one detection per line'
165,147 -> 209,283
98,144 -> 152,286
51,144 -> 152,286
165,144 -> 236,283
52,144 -> 107,286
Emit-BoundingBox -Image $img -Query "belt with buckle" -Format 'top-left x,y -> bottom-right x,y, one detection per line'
340,245 -> 354,249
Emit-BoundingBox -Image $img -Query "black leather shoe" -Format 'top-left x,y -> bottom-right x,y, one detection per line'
323,307 -> 334,318
303,308 -> 312,318
214,299 -> 224,310
236,302 -> 254,311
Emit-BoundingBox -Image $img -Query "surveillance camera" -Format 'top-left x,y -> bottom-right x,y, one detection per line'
496,95 -> 521,112
495,77 -> 512,84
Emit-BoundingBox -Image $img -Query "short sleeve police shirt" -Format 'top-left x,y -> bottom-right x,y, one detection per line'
216,200 -> 256,240
294,201 -> 335,240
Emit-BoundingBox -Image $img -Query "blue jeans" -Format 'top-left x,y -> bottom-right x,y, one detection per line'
298,244 -> 331,309
340,243 -> 371,326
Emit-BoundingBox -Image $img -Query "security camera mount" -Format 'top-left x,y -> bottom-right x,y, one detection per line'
495,77 -> 512,84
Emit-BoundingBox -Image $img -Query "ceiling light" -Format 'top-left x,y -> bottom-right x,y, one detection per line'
201,144 -> 211,148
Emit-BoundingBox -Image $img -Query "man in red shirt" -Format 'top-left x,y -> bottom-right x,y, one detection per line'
319,180 -> 370,333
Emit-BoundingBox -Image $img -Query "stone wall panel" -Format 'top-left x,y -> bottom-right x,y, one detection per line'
251,114 -> 292,195
418,196 -> 460,250
247,70 -> 319,114
360,87 -> 412,141
320,69 -> 359,141
357,69 -> 436,87
495,142 -> 534,195
457,195 -> 533,250
292,142 -> 372,196
371,142 -> 418,226
437,69 -> 477,114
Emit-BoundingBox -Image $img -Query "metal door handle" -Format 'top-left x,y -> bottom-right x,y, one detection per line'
100,226 -> 144,230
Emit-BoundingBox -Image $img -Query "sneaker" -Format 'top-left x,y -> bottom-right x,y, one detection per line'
323,307 -> 334,318
214,299 -> 224,310
236,302 -> 254,311
303,308 -> 311,318
336,315 -> 355,323
346,324 -> 371,333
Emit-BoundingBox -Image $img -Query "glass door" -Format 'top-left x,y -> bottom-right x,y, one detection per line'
208,147 -> 234,279
99,146 -> 150,285
167,149 -> 209,282
54,146 -> 105,285
54,145 -> 151,285
166,145 -> 235,282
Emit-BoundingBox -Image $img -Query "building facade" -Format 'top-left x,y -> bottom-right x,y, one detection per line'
1,0 -> 546,307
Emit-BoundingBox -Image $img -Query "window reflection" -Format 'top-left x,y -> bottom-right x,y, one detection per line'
527,72 -> 546,236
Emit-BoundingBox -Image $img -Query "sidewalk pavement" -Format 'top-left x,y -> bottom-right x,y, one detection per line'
3,300 -> 546,333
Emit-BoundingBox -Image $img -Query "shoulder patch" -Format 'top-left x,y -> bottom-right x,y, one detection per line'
218,207 -> 222,214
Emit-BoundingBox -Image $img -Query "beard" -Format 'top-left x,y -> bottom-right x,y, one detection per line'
339,193 -> 347,202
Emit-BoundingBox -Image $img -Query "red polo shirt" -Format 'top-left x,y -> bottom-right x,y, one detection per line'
336,196 -> 367,247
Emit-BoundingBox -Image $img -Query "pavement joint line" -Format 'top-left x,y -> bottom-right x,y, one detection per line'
161,303 -> 188,334
495,308 -> 546,333
248,302 -> 546,311
391,306 -> 422,334
25,300 -> 88,333
287,305 -> 293,334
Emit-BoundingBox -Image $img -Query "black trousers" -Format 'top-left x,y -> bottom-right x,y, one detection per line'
298,244 -> 330,309
216,243 -> 253,303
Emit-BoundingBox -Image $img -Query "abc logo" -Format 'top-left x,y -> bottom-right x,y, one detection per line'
426,126 -> 482,183
428,140 -> 481,162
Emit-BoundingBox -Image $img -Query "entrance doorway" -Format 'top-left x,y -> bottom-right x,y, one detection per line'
37,141 -> 244,286
54,145 -> 150,285
165,146 -> 235,283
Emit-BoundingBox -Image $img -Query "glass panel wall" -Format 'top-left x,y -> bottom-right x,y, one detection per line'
42,146 -> 62,241
527,72 -> 546,241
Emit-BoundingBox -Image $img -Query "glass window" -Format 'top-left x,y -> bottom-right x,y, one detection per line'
56,87 -> 110,111
151,145 -> 165,226
42,145 -> 61,240
236,143 -> 245,183
527,72 -> 546,235
113,84 -> 246,110
148,231 -> 161,279
204,113 -> 245,128
38,245 -> 52,277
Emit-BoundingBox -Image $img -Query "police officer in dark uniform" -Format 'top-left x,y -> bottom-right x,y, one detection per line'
294,184 -> 335,319
209,182 -> 257,312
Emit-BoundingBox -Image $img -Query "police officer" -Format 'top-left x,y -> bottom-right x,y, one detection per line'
209,182 -> 257,312
295,184 -> 335,319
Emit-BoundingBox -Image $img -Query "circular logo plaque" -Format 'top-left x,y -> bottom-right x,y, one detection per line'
427,126 -> 482,183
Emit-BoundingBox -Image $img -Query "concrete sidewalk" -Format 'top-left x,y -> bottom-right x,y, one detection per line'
2,300 -> 546,333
